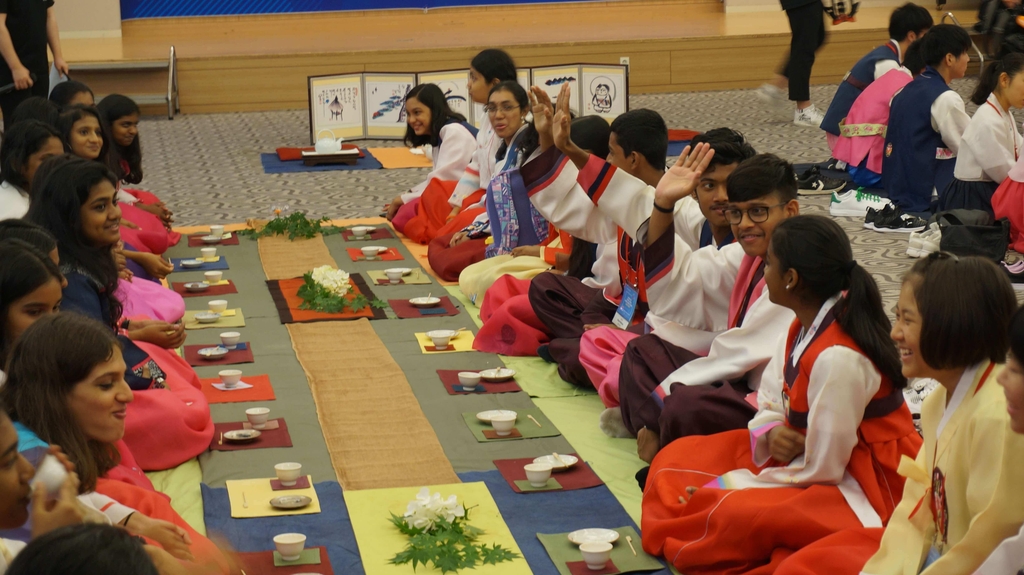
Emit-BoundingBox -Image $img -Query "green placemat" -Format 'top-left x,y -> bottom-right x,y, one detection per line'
537,527 -> 664,575
183,309 -> 246,330
273,547 -> 321,566
462,409 -> 561,442
514,477 -> 562,492
366,268 -> 432,285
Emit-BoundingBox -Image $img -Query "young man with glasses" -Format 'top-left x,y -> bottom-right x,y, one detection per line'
618,153 -> 801,465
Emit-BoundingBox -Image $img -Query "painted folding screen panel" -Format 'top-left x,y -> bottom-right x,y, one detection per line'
308,73 -> 367,142
416,69 -> 473,122
363,73 -> 417,139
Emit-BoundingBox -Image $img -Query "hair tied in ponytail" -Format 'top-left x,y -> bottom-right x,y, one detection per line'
845,260 -> 858,273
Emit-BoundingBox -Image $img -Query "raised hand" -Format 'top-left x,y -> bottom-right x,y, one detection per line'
529,87 -> 555,151
654,143 -> 716,206
552,83 -> 572,153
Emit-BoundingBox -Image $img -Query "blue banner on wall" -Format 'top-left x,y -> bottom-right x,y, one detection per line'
121,0 -> 595,19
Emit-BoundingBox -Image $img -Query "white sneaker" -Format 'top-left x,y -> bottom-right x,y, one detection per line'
906,223 -> 941,257
756,84 -> 790,113
830,188 -> 892,217
794,104 -> 825,128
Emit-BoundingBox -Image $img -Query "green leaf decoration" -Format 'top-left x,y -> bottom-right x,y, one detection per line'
296,272 -> 373,314
387,503 -> 520,573
239,212 -> 343,241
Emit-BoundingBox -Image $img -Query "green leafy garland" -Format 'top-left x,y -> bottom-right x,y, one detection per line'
239,212 -> 342,241
388,509 -> 520,573
296,273 -> 386,314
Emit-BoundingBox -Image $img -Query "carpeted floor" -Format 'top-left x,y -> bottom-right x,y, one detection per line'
139,79 -> 980,310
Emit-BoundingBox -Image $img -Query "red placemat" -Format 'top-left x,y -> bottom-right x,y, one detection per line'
271,476 -> 311,490
436,370 -> 521,395
493,454 -> 604,493
210,418 -> 291,451
276,145 -> 363,161
389,297 -> 460,319
199,374 -> 276,404
346,247 -> 403,262
187,233 -> 239,247
237,546 -> 334,575
183,343 -> 254,367
266,274 -> 386,324
568,559 -> 618,575
170,280 -> 238,298
342,227 -> 394,241
668,128 -> 700,142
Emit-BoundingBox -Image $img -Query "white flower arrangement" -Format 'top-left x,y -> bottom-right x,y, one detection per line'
309,265 -> 352,296
403,487 -> 466,531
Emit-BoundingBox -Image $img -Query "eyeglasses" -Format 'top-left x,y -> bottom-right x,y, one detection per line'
724,202 -> 788,225
485,104 -> 521,116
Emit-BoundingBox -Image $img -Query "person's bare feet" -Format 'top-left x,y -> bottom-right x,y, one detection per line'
637,427 -> 660,464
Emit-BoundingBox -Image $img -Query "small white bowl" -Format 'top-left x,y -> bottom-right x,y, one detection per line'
430,335 -> 451,350
273,533 -> 307,562
490,413 -> 517,436
184,282 -> 208,292
409,297 -> 441,308
385,268 -> 404,284
208,299 -> 228,313
524,462 -> 553,487
361,246 -> 379,260
580,542 -> 613,571
275,462 -> 302,486
200,247 -> 217,259
218,369 -> 242,387
32,454 -> 69,495
351,225 -> 373,238
194,312 -> 221,324
180,259 -> 203,268
219,331 -> 241,349
457,372 -> 481,390
246,407 -> 271,429
204,271 -> 223,284
210,225 -> 225,237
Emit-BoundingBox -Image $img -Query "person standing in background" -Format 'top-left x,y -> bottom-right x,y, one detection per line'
758,0 -> 828,127
0,0 -> 68,130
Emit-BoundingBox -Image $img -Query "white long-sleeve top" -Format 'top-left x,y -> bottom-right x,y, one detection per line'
714,296 -> 884,527
953,93 -> 1021,183
0,538 -> 25,574
448,114 -> 503,210
930,91 -> 971,155
400,122 -> 478,203
874,39 -> 903,80
0,181 -> 29,221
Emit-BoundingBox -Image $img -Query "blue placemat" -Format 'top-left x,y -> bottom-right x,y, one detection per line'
260,151 -> 383,174
171,257 -> 230,272
458,470 -> 669,575
666,139 -> 690,158
201,481 -> 365,575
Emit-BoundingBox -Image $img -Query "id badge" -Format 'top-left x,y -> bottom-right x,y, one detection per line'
612,284 -> 639,329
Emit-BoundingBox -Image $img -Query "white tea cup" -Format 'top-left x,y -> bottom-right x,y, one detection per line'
210,224 -> 225,237
208,299 -> 228,313
385,268 -> 403,284
273,533 -> 306,562
219,331 -> 240,349
200,247 -> 217,260
580,542 -> 613,571
490,413 -> 517,436
524,463 -> 552,487
457,372 -> 481,390
275,462 -> 303,486
246,407 -> 270,429
351,225 -> 372,239
32,454 -> 69,495
361,246 -> 378,260
204,271 -> 223,284
218,369 -> 242,388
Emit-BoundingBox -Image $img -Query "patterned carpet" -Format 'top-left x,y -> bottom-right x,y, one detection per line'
142,78 -> 980,309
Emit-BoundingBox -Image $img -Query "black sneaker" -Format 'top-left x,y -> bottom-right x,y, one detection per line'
871,205 -> 926,233
863,206 -> 884,229
797,166 -> 847,196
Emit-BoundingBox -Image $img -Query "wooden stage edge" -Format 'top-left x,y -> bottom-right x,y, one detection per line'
63,2 -> 977,115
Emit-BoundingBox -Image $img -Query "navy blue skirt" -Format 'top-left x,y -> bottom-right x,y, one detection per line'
938,178 -> 998,215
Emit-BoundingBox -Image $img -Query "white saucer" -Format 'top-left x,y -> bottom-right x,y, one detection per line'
567,528 -> 620,546
533,453 -> 579,472
479,368 -> 515,382
476,410 -> 518,423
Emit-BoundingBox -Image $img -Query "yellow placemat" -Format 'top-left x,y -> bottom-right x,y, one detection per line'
365,268 -> 432,285
184,309 -> 245,330
344,482 -> 531,575
414,331 -> 476,353
366,147 -> 434,169
200,256 -> 222,263
226,476 -> 321,518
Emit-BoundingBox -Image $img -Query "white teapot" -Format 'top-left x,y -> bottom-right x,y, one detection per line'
315,130 -> 343,154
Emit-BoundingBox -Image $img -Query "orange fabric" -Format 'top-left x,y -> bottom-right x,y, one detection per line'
199,374 -> 276,404
403,178 -> 459,244
540,226 -> 573,265
436,198 -> 486,238
668,129 -> 700,142
774,528 -> 883,575
95,478 -> 232,574
642,430 -> 867,575
271,277 -> 377,322
783,320 -> 921,524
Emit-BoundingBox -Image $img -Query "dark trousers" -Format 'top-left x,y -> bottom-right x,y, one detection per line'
781,1 -> 827,102
0,67 -> 49,131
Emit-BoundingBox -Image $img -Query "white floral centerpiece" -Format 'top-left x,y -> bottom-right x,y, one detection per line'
389,487 -> 519,573
310,265 -> 352,296
298,265 -> 384,314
